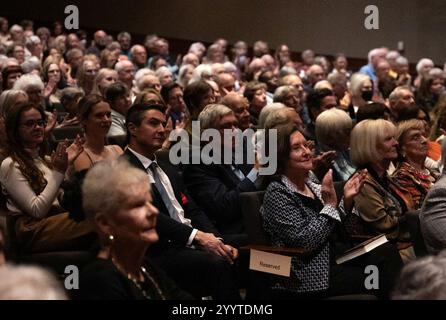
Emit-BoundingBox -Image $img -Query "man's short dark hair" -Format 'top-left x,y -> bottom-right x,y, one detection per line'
105,82 -> 128,103
126,103 -> 167,143
356,102 -> 390,123
306,88 -> 334,111
160,82 -> 182,103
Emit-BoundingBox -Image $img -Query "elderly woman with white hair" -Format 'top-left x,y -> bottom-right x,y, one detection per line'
316,108 -> 355,182
351,119 -> 415,262
395,56 -> 412,87
13,74 -> 59,135
189,64 -> 213,84
12,73 -> 44,107
77,159 -> 192,300
155,66 -> 173,86
348,73 -> 374,116
414,58 -> 434,89
177,64 -> 195,89
134,69 -> 161,94
21,56 -> 41,75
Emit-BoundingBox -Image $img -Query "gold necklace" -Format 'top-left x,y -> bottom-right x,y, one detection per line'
111,258 -> 166,300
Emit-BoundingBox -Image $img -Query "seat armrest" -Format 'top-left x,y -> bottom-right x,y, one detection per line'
240,244 -> 309,256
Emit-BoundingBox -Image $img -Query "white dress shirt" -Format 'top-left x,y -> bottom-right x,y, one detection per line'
127,148 -> 197,245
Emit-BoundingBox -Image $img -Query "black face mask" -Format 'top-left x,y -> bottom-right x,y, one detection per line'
361,90 -> 373,102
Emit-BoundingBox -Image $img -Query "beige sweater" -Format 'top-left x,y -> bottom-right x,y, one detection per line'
0,157 -> 64,219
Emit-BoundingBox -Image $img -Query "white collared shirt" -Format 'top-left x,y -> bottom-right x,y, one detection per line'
127,147 -> 197,245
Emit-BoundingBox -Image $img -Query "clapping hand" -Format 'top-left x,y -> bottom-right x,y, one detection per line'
51,141 -> 69,173
66,135 -> 84,164
343,169 -> 368,213
321,169 -> 337,207
44,111 -> 57,136
313,150 -> 337,182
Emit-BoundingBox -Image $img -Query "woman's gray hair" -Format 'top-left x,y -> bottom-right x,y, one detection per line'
223,61 -> 237,74
396,56 -> 409,66
25,35 -> 41,49
316,108 -> 352,149
264,107 -> 298,130
189,64 -> 212,84
21,56 -> 41,74
0,264 -> 67,300
349,73 -> 372,98
392,251 -> 446,300
82,159 -> 150,220
0,89 -> 28,116
279,66 -> 297,77
12,73 -> 44,92
178,64 -> 195,88
9,24 -> 23,33
416,58 -> 434,74
198,103 -> 233,131
314,80 -> 333,91
428,68 -> 445,80
155,66 -> 172,78
258,103 -> 286,129
60,87 -> 84,105
134,68 -> 155,90
273,86 -> 298,104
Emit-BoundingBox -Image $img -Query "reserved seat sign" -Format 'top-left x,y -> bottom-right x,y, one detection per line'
249,249 -> 291,277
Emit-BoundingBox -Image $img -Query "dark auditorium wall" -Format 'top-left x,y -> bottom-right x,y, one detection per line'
2,0 -> 446,64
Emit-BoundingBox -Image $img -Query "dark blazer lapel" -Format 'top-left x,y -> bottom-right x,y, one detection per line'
122,150 -> 171,216
221,164 -> 242,185
122,149 -> 146,172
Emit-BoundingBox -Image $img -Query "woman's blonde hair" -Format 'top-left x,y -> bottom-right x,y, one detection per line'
350,119 -> 396,167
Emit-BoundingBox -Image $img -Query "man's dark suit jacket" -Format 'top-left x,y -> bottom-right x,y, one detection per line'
183,162 -> 257,235
121,149 -> 220,255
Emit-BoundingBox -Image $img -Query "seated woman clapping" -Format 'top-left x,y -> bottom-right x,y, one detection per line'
0,102 -> 94,253
77,159 -> 192,300
261,123 -> 375,298
73,95 -> 123,172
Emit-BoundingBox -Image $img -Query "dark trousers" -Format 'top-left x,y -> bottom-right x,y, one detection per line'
269,242 -> 403,300
329,242 -> 403,299
151,246 -> 241,300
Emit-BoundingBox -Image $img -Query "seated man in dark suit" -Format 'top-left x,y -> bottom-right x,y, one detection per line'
183,104 -> 261,246
121,103 -> 240,300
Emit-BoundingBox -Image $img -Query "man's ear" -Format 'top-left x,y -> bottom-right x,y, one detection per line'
127,122 -> 137,137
